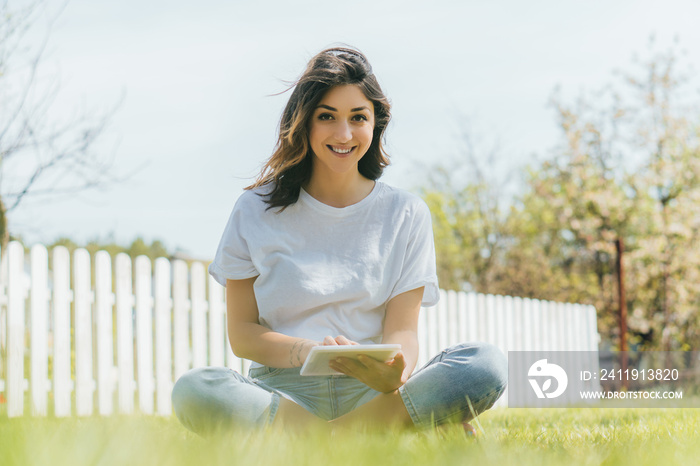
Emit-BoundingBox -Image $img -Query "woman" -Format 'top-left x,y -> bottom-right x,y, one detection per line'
172,46 -> 507,435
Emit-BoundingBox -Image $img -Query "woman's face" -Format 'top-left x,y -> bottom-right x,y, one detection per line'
308,84 -> 375,177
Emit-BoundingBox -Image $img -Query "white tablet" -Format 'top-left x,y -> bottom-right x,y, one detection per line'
300,344 -> 401,376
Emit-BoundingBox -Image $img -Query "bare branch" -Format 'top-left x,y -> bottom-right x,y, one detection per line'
1,0 -> 126,250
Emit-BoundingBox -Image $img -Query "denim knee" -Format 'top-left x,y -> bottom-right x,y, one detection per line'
452,342 -> 508,414
400,341 -> 508,427
453,342 -> 508,393
171,367 -> 223,434
172,366 -> 277,436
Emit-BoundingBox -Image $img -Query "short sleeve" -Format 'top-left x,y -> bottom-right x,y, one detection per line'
389,199 -> 440,307
208,195 -> 259,286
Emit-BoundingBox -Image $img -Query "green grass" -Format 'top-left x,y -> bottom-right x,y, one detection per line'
1,406 -> 699,466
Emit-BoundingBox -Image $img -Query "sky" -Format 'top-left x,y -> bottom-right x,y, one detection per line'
6,0 -> 700,260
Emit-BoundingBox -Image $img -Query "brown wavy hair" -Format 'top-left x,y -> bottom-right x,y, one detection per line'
247,46 -> 392,210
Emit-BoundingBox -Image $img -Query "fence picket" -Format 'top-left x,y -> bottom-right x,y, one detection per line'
485,294 -> 497,345
548,301 -> 558,350
52,246 -> 72,417
521,298 -> 532,351
446,290 -> 458,347
437,290 -> 449,350
466,292 -> 478,342
0,244 -> 6,377
208,275 -> 224,368
511,297 -> 523,352
155,258 -> 172,416
476,293 -> 487,343
116,253 -> 135,414
172,260 -> 190,380
135,256 -> 155,414
74,249 -> 94,416
191,263 -> 207,368
494,294 -> 506,353
7,242 -> 25,417
426,296 -> 439,361
95,251 -> 115,415
557,301 -> 567,349
456,292 -> 467,344
503,296 -> 515,357
30,245 -> 49,416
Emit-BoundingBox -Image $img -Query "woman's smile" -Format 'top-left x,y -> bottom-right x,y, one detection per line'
327,145 -> 356,156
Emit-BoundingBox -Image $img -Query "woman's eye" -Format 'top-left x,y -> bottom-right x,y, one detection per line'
352,114 -> 368,121
318,113 -> 333,121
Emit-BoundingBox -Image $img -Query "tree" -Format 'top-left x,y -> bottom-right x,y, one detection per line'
0,1 -> 122,251
511,41 -> 700,350
422,40 -> 700,351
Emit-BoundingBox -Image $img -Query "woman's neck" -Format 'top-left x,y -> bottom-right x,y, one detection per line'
304,171 -> 376,208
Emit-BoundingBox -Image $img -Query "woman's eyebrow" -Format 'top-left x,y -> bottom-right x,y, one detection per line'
316,104 -> 370,112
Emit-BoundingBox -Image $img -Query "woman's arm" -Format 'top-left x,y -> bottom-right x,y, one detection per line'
226,277 -> 319,368
381,286 -> 423,380
328,286 -> 424,393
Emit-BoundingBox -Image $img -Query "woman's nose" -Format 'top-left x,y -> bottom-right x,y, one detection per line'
334,121 -> 352,142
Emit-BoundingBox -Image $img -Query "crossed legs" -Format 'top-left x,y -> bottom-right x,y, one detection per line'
172,342 -> 508,435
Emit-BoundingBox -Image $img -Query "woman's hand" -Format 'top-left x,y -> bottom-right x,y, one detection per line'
324,334 -> 408,393
329,351 -> 407,393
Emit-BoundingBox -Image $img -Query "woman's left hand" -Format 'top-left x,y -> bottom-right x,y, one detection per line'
329,350 -> 408,393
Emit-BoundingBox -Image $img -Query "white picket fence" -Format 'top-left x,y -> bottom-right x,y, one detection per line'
0,241 -> 600,417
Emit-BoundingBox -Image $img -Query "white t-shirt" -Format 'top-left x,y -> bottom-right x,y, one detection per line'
209,181 -> 439,352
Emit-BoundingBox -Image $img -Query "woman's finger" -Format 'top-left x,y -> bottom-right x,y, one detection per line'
392,351 -> 406,368
323,335 -> 338,346
335,335 -> 355,345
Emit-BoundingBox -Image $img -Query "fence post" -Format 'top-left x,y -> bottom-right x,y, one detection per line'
30,245 -> 49,416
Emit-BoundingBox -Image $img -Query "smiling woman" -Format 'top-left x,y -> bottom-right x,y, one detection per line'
246,47 -> 392,211
171,46 -> 507,437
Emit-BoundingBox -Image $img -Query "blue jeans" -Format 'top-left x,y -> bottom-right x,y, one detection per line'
172,342 -> 507,435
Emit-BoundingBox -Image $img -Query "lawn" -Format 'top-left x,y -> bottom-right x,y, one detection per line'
0,405 -> 698,466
